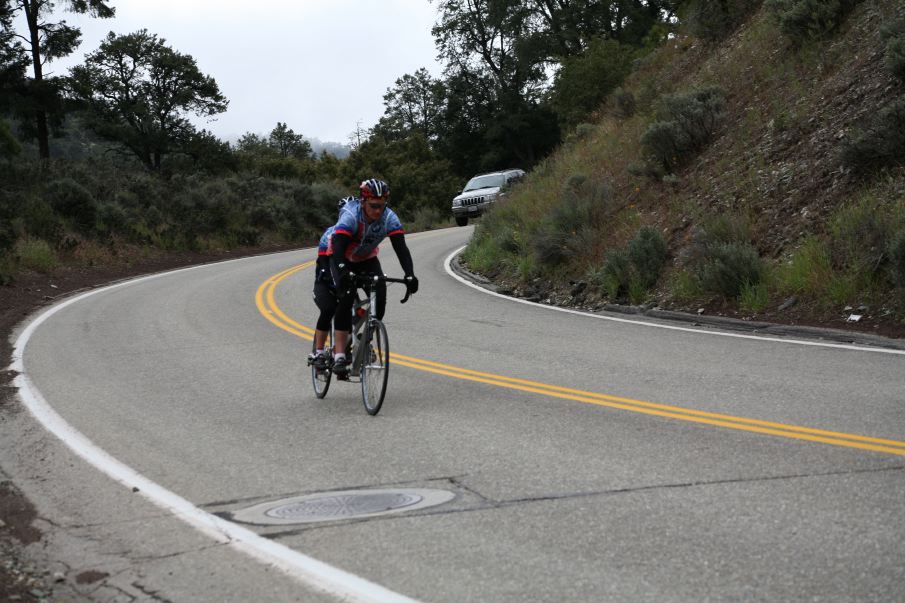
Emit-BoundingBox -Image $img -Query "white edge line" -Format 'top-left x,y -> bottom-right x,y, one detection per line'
444,246 -> 905,356
9,256 -> 419,603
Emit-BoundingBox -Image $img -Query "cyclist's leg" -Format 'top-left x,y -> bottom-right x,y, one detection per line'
332,287 -> 355,368
357,257 -> 387,319
312,281 -> 337,352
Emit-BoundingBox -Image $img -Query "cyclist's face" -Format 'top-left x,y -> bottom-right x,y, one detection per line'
363,199 -> 386,221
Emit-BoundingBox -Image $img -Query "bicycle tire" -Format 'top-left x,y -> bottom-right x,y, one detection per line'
360,319 -> 389,415
311,340 -> 332,399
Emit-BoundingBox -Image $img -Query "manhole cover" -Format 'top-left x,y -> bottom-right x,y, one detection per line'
232,488 -> 455,525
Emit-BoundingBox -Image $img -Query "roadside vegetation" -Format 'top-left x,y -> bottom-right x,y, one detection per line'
2,0 -> 904,331
464,0 -> 905,330
1,1 -> 685,285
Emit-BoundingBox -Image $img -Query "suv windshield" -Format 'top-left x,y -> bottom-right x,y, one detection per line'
463,174 -> 506,192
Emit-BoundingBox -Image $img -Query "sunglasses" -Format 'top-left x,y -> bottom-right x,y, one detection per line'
366,202 -> 386,210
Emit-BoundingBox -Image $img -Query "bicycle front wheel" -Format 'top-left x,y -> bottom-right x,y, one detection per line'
311,340 -> 332,399
360,319 -> 389,415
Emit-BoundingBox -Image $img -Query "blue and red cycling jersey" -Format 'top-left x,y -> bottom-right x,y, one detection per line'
318,198 -> 404,261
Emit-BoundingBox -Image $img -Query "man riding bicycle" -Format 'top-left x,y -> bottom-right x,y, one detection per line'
310,178 -> 418,377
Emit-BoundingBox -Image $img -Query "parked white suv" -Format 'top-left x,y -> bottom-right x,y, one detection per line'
451,169 -> 525,226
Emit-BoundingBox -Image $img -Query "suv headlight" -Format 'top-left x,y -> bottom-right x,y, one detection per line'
452,199 -> 462,207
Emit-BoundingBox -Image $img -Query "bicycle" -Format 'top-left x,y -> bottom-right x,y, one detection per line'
308,273 -> 412,415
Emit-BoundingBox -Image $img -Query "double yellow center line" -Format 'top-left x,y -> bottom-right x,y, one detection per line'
256,262 -> 905,457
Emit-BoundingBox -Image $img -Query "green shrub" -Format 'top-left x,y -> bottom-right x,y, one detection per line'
828,199 -> 890,273
765,0 -> 864,46
684,0 -> 761,43
532,175 -> 613,268
567,123 -> 597,143
532,225 -> 570,267
96,203 -> 128,238
613,88 -> 636,118
841,99 -> 905,176
684,213 -> 753,272
593,226 -> 668,301
698,213 -> 751,247
406,205 -> 445,232
776,236 -> 832,294
599,248 -> 633,299
43,178 -> 98,234
889,229 -> 905,287
17,238 -> 57,273
22,198 -> 64,245
697,242 -> 764,298
739,281 -> 770,312
883,19 -> 905,82
668,269 -> 702,301
0,194 -> 15,254
640,122 -> 684,173
627,225 -> 667,288
549,37 -> 636,129
0,118 -> 20,159
641,87 -> 726,172
0,253 -> 13,285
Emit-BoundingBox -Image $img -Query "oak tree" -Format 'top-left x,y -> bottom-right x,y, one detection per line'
69,29 -> 227,170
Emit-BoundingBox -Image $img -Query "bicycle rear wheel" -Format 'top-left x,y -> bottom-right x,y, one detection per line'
360,319 -> 389,415
311,339 -> 332,399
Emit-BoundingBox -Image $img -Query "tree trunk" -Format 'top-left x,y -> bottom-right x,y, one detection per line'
22,0 -> 49,159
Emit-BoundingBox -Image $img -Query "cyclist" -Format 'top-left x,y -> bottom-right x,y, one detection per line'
310,179 -> 418,376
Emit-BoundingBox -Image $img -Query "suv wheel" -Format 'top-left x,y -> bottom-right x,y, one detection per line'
455,216 -> 469,227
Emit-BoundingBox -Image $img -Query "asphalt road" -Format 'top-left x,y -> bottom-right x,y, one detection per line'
7,225 -> 905,602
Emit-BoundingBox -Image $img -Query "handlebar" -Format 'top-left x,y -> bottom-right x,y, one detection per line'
349,272 -> 415,303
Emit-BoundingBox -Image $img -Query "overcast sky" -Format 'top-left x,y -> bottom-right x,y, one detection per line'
36,0 -> 443,144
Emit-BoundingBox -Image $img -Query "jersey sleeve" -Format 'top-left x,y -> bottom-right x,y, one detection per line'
385,208 -> 404,236
333,203 -> 358,237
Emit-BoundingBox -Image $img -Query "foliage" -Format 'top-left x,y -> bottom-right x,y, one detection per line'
268,122 -> 312,159
697,241 -> 764,298
342,131 -> 460,218
598,247 -> 633,298
827,197 -> 897,275
764,0 -> 864,46
592,225 -> 667,300
531,174 -> 613,268
883,18 -> 905,83
429,0 -> 678,176
680,214 -> 763,299
889,229 -> 905,288
68,29 -> 227,170
461,212 -> 522,276
627,225 -> 668,288
840,99 -> 905,176
234,124 -> 319,181
3,0 -> 114,158
375,68 -> 446,143
0,116 -> 20,157
775,236 -> 832,295
640,86 -> 726,173
0,4 -> 28,114
612,88 -> 636,118
549,38 -> 637,130
16,237 -> 57,272
0,156 -> 346,266
683,0 -> 761,43
739,280 -> 769,312
43,177 -> 97,234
